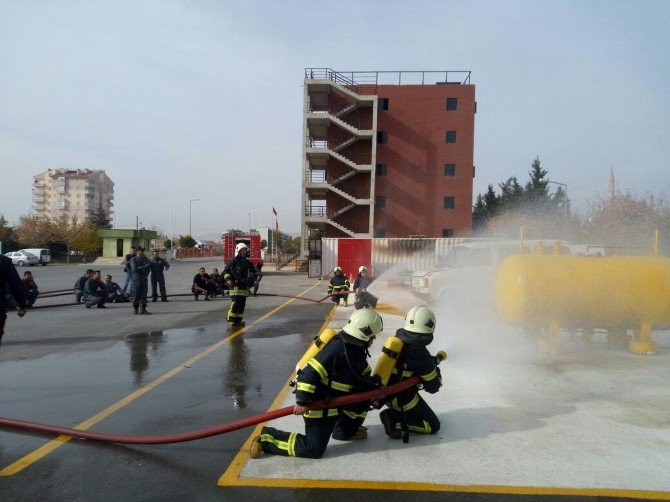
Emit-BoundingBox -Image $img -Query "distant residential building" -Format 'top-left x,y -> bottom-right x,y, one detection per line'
32,169 -> 114,222
253,226 -> 293,253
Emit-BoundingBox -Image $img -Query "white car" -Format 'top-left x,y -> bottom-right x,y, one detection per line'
4,250 -> 40,267
411,240 -> 571,303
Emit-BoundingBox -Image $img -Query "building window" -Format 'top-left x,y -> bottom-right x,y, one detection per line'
446,98 -> 458,111
377,131 -> 388,144
442,229 -> 454,237
374,229 -> 386,238
376,164 -> 387,176
444,164 -> 456,176
375,196 -> 386,209
445,131 -> 457,143
379,98 -> 389,110
444,196 -> 455,209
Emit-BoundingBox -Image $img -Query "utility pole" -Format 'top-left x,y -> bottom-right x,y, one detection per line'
189,199 -> 200,237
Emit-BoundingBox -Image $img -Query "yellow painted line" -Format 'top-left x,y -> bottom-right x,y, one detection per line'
0,281 -> 323,477
218,305 -> 670,501
218,303 -> 337,487
375,302 -> 406,317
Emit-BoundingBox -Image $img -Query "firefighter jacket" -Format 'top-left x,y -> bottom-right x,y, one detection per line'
328,275 -> 350,296
223,256 -> 256,294
386,328 -> 442,412
294,334 -> 376,418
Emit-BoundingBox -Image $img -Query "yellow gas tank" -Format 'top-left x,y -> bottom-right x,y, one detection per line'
295,328 -> 338,372
495,255 -> 670,329
372,337 -> 404,386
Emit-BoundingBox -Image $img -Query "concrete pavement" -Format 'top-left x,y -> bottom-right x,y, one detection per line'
231,281 -> 670,499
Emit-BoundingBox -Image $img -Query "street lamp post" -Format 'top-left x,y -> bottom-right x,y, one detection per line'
545,180 -> 568,241
189,199 -> 200,237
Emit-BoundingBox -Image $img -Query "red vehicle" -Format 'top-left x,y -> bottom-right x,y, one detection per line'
222,233 -> 262,265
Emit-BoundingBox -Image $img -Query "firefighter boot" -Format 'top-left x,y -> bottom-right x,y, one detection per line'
380,409 -> 402,439
249,435 -> 263,459
349,426 -> 368,440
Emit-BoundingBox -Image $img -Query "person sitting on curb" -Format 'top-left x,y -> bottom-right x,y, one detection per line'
211,267 -> 226,296
104,274 -> 127,303
192,267 -> 217,300
74,269 -> 94,303
82,270 -> 107,309
22,271 -> 39,308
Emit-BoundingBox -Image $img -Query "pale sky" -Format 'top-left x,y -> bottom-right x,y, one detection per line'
1,0 -> 668,239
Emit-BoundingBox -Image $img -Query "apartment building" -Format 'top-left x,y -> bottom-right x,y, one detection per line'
32,168 -> 114,222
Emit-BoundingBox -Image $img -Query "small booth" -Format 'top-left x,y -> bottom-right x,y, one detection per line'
99,229 -> 158,259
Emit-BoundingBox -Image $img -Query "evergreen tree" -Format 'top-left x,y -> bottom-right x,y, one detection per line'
90,207 -> 112,229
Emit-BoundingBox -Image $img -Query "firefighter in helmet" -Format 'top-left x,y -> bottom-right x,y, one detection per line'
223,243 -> 257,327
353,266 -> 378,310
250,309 -> 383,459
327,266 -> 350,306
379,305 -> 442,439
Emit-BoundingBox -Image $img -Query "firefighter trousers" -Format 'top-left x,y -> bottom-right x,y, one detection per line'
259,406 -> 366,459
386,393 -> 440,435
227,294 -> 247,323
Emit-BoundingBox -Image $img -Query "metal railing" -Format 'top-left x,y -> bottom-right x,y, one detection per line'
305,68 -> 472,88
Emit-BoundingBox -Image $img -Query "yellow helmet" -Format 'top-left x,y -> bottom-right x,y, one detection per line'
342,309 -> 383,342
403,305 -> 436,334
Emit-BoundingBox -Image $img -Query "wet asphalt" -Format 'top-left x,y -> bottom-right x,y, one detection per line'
0,261 -> 640,501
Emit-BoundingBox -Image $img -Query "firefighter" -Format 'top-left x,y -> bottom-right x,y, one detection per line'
250,309 -> 383,459
327,266 -> 350,306
379,305 -> 442,439
252,259 -> 264,296
223,243 -> 256,327
353,266 -> 378,310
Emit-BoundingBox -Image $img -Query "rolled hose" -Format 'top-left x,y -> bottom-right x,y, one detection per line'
0,377 -> 421,445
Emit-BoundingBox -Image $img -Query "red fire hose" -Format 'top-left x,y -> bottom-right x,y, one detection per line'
0,377 -> 421,445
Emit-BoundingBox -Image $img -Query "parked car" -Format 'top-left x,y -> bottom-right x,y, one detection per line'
20,248 -> 51,266
4,250 -> 40,267
411,240 -> 571,303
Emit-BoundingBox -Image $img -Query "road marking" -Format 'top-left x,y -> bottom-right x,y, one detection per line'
218,307 -> 670,501
0,281 -> 323,477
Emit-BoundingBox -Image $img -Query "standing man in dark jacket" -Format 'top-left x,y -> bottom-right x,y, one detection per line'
83,270 -> 107,309
130,247 -> 151,315
379,305 -> 442,439
223,243 -> 256,327
149,250 -> 171,302
250,309 -> 383,459
1,255 -> 27,346
122,247 -> 136,296
74,269 -> 94,303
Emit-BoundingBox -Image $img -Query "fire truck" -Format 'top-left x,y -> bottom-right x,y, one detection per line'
222,233 -> 262,265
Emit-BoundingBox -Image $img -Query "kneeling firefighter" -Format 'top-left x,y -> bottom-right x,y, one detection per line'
250,309 -> 383,459
223,243 -> 256,327
379,305 -> 442,440
327,266 -> 350,306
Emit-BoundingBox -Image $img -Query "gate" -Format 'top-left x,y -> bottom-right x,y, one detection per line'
307,239 -> 322,278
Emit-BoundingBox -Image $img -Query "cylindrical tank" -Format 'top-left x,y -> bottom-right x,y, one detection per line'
495,255 -> 670,329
